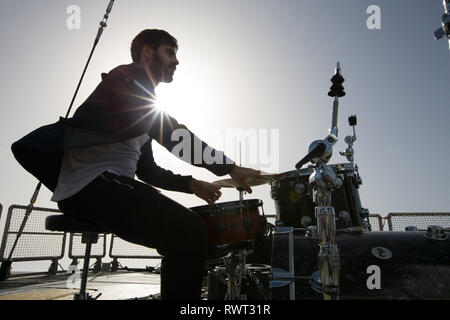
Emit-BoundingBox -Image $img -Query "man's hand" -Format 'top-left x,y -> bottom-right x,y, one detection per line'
188,179 -> 222,204
229,165 -> 262,194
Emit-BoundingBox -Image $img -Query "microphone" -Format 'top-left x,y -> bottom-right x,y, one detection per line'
295,141 -> 327,169
106,0 -> 115,13
95,0 -> 115,45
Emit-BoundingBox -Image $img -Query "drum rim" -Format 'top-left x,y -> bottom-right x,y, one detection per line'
271,163 -> 356,184
190,199 -> 263,212
274,168 -> 313,180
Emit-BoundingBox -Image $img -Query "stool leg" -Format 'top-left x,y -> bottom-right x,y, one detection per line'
75,232 -> 98,300
79,241 -> 92,299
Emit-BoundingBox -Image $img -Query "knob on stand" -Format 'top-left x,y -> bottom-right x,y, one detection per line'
340,115 -> 358,163
328,62 -> 345,138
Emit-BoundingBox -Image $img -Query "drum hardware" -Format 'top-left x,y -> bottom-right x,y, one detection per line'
294,62 -> 346,300
194,198 -> 271,299
309,271 -> 323,294
338,210 -> 352,228
301,216 -> 313,228
212,247 -> 270,300
212,173 -> 276,189
425,225 -> 448,240
339,115 -> 357,163
238,187 -> 244,201
434,0 -> 450,50
306,225 -> 318,239
359,208 -> 369,218
269,227 -> 295,300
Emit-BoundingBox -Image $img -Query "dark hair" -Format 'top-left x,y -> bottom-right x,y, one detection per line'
130,29 -> 178,63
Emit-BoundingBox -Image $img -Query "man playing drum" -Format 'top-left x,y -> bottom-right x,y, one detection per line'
12,29 -> 261,300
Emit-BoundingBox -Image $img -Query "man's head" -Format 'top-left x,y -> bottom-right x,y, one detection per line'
131,29 -> 179,85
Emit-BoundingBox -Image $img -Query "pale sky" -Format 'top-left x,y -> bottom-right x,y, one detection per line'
1,0 -> 449,242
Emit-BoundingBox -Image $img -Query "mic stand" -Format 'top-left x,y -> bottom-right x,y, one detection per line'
0,1 -> 115,281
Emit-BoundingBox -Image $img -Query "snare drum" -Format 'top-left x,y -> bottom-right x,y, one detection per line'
190,199 -> 266,252
270,163 -> 365,229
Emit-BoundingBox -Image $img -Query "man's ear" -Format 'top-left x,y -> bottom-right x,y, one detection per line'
141,45 -> 154,59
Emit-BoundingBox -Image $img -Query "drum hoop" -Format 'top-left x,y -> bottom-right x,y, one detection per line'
191,199 -> 263,215
272,168 -> 313,181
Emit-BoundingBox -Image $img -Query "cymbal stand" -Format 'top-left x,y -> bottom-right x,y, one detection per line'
307,62 -> 346,300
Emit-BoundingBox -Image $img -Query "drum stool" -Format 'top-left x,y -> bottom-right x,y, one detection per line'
45,214 -> 109,300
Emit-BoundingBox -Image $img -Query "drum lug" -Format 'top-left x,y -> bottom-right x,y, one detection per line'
359,208 -> 369,218
425,225 -> 448,240
306,225 -> 318,239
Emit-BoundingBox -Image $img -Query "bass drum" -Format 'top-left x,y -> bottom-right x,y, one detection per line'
270,163 -> 367,229
272,229 -> 450,299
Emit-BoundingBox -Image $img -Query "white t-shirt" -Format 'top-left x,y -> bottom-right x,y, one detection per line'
51,133 -> 150,202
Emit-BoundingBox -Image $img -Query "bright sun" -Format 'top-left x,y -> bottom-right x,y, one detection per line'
154,77 -> 207,127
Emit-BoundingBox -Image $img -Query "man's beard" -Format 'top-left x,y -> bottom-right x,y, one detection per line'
151,54 -> 173,83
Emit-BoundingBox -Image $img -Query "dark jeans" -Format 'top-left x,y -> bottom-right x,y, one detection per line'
58,171 -> 208,300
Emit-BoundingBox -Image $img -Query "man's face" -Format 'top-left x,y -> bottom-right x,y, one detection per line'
144,44 -> 179,84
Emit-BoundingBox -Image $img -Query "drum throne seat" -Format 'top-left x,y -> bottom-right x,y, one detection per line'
45,214 -> 109,300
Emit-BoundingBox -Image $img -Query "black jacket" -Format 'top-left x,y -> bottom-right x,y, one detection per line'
11,63 -> 235,194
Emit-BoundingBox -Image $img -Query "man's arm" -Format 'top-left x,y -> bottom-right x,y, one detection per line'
135,138 -> 194,193
150,113 -> 263,193
136,138 -> 223,203
150,112 -> 235,176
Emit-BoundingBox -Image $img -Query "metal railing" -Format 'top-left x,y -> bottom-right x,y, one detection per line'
0,205 -> 66,263
368,214 -> 385,231
387,212 -> 450,231
1,204 -> 449,279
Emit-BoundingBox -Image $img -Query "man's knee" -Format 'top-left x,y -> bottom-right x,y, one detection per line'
183,213 -> 208,252
192,215 -> 208,243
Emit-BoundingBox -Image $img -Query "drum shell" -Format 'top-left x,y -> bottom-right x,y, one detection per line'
191,199 -> 264,248
272,230 -> 450,299
271,169 -> 315,228
271,165 -> 365,228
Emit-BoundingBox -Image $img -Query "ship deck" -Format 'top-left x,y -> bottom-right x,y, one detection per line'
0,270 -> 161,300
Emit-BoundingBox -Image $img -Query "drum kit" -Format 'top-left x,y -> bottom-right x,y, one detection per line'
192,63 -> 450,300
